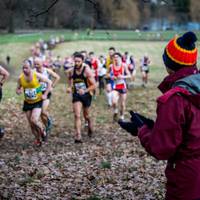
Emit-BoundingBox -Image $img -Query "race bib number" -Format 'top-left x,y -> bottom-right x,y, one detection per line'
41,82 -> 47,92
75,82 -> 87,91
24,88 -> 37,100
115,79 -> 125,85
142,65 -> 149,71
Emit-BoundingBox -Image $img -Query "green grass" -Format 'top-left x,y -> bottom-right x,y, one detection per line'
1,29 -> 200,44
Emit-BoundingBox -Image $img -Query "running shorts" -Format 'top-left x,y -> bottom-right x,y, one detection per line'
23,100 -> 43,112
72,93 -> 92,108
114,88 -> 127,94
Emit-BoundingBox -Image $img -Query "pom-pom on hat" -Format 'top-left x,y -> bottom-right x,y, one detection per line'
163,31 -> 198,71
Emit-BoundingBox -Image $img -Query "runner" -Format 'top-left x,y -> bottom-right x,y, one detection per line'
63,56 -> 74,76
89,51 -> 98,99
129,55 -> 137,82
140,53 -> 151,87
16,60 -> 52,146
66,53 -> 96,143
0,65 -> 10,138
34,58 -> 60,133
109,52 -> 131,121
97,55 -> 106,95
105,47 -> 116,107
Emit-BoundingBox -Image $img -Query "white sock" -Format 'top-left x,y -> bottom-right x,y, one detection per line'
106,92 -> 112,106
120,115 -> 124,120
114,108 -> 118,114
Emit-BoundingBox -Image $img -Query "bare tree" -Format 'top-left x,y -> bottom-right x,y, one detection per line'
2,0 -> 19,33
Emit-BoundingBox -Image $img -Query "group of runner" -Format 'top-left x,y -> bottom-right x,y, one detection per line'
0,37 -> 151,145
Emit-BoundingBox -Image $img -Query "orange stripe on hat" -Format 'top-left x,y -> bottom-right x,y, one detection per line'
166,38 -> 198,65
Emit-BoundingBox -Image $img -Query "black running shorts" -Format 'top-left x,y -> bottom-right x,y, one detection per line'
72,93 -> 92,108
23,100 -> 43,112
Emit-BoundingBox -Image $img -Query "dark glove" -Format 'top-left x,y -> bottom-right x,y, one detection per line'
130,111 -> 154,129
118,120 -> 138,136
0,87 -> 2,102
0,127 -> 4,139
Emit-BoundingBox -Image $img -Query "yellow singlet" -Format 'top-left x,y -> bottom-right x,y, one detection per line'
20,71 -> 42,104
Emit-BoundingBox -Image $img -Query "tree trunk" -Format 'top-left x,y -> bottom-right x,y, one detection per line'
8,10 -> 14,33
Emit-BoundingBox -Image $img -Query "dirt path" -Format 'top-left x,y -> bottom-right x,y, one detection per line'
0,83 -> 166,200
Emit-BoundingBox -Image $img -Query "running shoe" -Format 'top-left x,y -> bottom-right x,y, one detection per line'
88,127 -> 93,137
113,113 -> 118,122
46,117 -> 53,133
41,130 -> 48,142
74,139 -> 83,144
33,139 -> 42,147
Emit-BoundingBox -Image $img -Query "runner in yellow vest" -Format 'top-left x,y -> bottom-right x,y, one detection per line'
16,60 -> 52,146
105,47 -> 115,107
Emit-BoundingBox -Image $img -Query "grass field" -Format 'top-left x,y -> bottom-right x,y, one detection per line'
1,29 -> 200,44
0,31 -> 199,199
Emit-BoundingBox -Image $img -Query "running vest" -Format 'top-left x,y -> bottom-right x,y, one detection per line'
111,64 -> 126,90
40,68 -> 51,92
72,65 -> 89,94
141,57 -> 150,71
20,71 -> 42,104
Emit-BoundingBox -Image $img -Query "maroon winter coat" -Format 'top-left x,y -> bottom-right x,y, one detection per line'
138,67 -> 200,200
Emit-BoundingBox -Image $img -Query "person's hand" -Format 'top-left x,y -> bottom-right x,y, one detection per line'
111,76 -> 117,81
66,87 -> 72,94
42,94 -> 47,100
78,89 -> 85,95
117,75 -> 123,79
130,111 -> 154,129
118,120 -> 138,136
16,88 -> 23,95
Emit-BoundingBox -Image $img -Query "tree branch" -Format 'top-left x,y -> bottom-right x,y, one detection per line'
26,0 -> 59,24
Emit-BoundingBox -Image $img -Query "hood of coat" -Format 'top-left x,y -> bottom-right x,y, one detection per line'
158,67 -> 199,93
173,74 -> 200,108
158,67 -> 200,108
173,74 -> 200,95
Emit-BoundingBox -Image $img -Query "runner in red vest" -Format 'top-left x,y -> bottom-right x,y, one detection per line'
109,52 -> 131,121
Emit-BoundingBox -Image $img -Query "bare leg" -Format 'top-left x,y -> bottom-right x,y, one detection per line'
41,99 -> 50,127
112,90 -> 119,122
106,83 -> 112,107
30,108 -> 43,141
83,106 -> 93,136
119,93 -> 127,120
25,111 -> 38,139
73,102 -> 82,141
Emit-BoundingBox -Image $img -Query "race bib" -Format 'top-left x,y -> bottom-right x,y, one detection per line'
75,82 -> 87,91
41,82 -> 47,92
115,79 -> 125,85
24,88 -> 37,100
142,65 -> 149,71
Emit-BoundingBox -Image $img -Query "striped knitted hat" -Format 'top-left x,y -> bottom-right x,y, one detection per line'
163,31 -> 198,71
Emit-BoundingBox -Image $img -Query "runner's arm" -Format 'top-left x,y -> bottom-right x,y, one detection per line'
0,66 -> 9,86
121,65 -> 131,79
106,65 -> 112,79
66,68 -> 73,93
84,66 -> 97,93
46,68 -> 60,88
36,72 -> 52,96
16,78 -> 23,95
